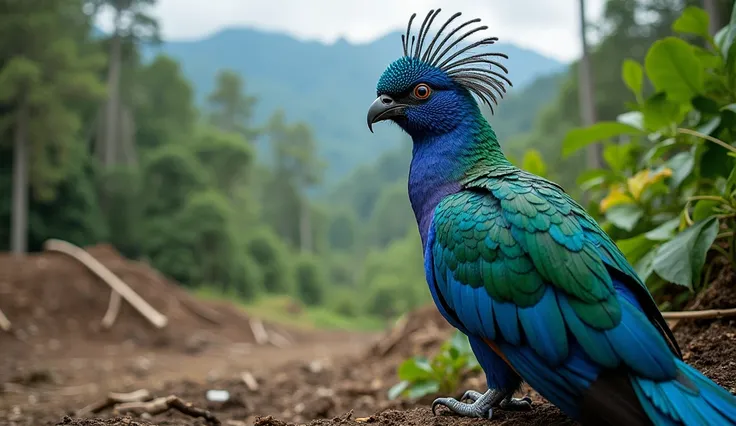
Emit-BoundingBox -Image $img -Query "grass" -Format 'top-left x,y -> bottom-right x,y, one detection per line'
192,288 -> 386,332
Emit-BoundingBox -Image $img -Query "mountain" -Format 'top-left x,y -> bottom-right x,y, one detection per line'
142,28 -> 567,182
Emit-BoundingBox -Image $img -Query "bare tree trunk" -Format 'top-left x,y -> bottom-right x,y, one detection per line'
103,8 -> 123,168
578,0 -> 601,169
299,197 -> 311,253
10,106 -> 29,256
704,0 -> 726,35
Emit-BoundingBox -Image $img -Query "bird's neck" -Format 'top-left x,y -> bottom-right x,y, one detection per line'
408,113 -> 511,248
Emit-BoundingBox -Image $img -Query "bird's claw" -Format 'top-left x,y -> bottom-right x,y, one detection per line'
499,394 -> 533,411
432,389 -> 533,419
432,395 -> 493,419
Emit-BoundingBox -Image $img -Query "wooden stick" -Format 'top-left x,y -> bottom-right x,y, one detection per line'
76,389 -> 152,416
249,318 -> 269,345
44,239 -> 168,329
114,395 -> 220,425
661,307 -> 736,320
0,307 -> 11,332
101,290 -> 122,329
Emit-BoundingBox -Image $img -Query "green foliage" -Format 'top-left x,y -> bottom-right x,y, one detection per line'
388,331 -> 481,400
294,253 -> 327,306
247,228 -> 292,294
565,4 -> 736,302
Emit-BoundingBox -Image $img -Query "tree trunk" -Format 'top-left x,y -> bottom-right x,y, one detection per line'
10,106 -> 29,256
578,0 -> 601,169
103,7 -> 123,168
299,197 -> 312,253
704,0 -> 726,35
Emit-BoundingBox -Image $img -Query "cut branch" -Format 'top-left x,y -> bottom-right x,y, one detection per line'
0,307 -> 11,332
44,239 -> 168,328
661,307 -> 736,320
114,395 -> 220,425
101,291 -> 122,329
249,318 -> 269,345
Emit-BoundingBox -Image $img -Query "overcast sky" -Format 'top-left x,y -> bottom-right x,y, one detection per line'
96,0 -> 607,62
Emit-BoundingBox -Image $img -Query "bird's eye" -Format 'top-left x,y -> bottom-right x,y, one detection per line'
413,83 -> 431,100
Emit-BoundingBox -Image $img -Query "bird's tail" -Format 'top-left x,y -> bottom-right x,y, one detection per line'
631,359 -> 736,425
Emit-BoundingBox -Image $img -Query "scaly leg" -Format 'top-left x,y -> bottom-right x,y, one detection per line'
432,389 -> 533,419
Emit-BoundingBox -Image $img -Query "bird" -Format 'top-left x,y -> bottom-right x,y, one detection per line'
366,9 -> 736,426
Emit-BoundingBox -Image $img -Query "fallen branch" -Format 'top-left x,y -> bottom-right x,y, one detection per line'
249,318 -> 269,345
100,291 -> 122,329
44,239 -> 167,329
0,307 -> 11,332
114,395 -> 220,425
661,307 -> 736,320
76,389 -> 152,416
241,371 -> 259,392
268,330 -> 292,348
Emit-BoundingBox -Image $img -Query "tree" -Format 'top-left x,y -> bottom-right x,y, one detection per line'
0,0 -> 105,255
262,111 -> 325,251
134,55 -> 197,153
88,0 -> 159,168
207,70 -> 257,139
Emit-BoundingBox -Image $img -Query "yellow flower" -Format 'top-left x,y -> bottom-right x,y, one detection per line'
626,168 -> 673,200
600,184 -> 635,213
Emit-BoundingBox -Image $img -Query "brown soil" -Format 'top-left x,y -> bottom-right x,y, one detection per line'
1,247 -> 735,426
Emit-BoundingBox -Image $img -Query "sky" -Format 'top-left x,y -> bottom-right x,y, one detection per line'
96,0 -> 607,63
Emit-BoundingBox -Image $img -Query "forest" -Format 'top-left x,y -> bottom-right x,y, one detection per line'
2,0 -> 735,330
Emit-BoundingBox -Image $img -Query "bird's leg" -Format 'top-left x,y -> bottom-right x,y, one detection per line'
432,389 -> 532,419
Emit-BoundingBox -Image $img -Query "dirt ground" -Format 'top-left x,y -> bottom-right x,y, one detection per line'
1,247 -> 735,426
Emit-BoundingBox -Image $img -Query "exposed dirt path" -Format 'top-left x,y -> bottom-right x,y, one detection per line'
0,329 -> 376,426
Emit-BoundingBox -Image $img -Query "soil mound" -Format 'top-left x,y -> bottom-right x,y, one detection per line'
0,244 -> 285,356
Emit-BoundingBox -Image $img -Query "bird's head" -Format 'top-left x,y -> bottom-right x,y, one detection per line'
367,10 -> 513,139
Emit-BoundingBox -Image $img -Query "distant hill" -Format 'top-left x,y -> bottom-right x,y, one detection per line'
141,28 -> 567,182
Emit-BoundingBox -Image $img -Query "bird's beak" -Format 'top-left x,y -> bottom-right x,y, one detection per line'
367,95 -> 406,133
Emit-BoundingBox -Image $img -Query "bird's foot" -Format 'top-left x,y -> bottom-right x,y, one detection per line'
432,389 -> 532,419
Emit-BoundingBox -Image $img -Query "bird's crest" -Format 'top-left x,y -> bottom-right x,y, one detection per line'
400,9 -> 513,113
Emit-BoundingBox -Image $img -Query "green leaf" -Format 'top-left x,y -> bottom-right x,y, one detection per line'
576,169 -> 617,191
562,122 -> 643,157
645,37 -> 704,103
397,357 -> 433,381
652,217 -> 719,289
617,234 -> 657,265
605,204 -> 644,232
635,248 -> 658,283
622,59 -> 644,98
521,149 -> 547,177
406,381 -> 441,399
697,117 -> 721,136
642,138 -> 677,163
603,143 -> 635,173
449,331 -> 471,353
692,199 -> 721,222
644,218 -> 680,241
387,380 -> 410,400
642,92 -> 686,131
672,6 -> 710,39
666,151 -> 695,188
617,111 -> 644,130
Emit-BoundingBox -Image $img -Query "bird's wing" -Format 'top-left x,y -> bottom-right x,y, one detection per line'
430,177 -> 677,381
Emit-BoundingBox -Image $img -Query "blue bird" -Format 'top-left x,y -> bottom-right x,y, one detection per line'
366,9 -> 736,426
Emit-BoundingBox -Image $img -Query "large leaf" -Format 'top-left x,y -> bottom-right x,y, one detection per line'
642,92 -> 686,131
617,234 -> 657,265
387,381 -> 409,400
645,37 -> 704,103
644,218 -> 680,241
603,143 -> 635,173
652,217 -> 719,289
406,381 -> 441,400
521,149 -> 547,177
622,59 -> 644,98
672,6 -> 710,39
605,204 -> 644,232
692,199 -> 721,222
397,357 -> 433,381
563,122 -> 643,157
666,150 -> 695,188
